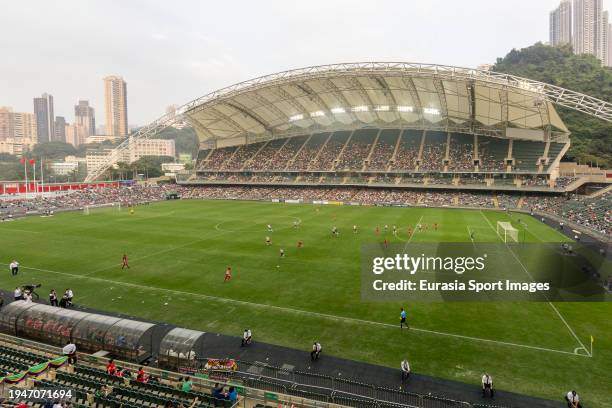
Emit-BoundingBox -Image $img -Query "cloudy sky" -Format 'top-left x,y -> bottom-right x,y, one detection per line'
1,0 -> 609,127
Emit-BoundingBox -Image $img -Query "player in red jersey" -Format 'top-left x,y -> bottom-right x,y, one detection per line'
121,254 -> 129,269
224,266 -> 232,282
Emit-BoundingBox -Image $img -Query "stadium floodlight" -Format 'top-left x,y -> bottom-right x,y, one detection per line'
352,105 -> 369,112
310,110 -> 325,117
331,107 -> 346,114
423,107 -> 440,115
289,114 -> 304,121
374,105 -> 390,112
396,105 -> 414,112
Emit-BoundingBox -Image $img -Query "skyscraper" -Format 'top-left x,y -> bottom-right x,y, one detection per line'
572,0 -> 607,63
602,11 -> 610,66
33,93 -> 54,144
608,22 -> 612,66
74,100 -> 96,137
103,76 -> 128,137
550,0 -> 572,46
55,116 -> 66,142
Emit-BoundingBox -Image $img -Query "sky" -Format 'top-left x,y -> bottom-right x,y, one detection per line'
1,0 -> 610,127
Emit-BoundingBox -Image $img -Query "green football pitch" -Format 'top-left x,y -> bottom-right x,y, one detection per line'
0,200 -> 610,406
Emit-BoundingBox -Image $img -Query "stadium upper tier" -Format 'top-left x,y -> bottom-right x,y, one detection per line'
85,62 -> 612,181
187,130 -> 568,183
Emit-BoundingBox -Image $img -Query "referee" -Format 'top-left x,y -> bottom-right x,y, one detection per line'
400,307 -> 408,329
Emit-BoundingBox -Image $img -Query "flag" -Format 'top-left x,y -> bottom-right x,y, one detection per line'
29,159 -> 35,165
20,158 -> 26,164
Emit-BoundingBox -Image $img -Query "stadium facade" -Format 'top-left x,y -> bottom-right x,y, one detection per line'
85,62 -> 612,192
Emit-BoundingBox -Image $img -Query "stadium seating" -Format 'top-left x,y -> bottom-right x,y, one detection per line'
335,128 -> 377,170
512,140 -> 546,172
310,131 -> 351,170
287,132 -> 329,170
448,133 -> 475,172
390,129 -> 421,171
418,131 -> 446,171
365,129 -> 400,170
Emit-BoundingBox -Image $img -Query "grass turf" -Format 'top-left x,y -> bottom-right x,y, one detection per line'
0,199 -> 610,406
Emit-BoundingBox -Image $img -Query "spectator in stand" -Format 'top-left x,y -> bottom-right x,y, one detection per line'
181,377 -> 193,392
137,366 -> 147,383
227,386 -> 238,402
62,341 -> 77,364
106,359 -> 117,375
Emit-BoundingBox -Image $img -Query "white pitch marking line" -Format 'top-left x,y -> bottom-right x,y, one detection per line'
478,210 -> 591,357
7,263 -> 589,358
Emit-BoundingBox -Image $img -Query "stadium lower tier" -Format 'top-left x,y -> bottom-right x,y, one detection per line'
181,172 -> 576,191
1,184 -> 609,237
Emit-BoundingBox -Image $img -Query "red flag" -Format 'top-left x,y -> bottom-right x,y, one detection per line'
29,159 -> 35,165
20,158 -> 26,164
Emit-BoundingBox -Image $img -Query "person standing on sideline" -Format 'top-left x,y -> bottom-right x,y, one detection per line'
565,390 -> 581,408
400,307 -> 408,329
241,329 -> 252,346
62,341 -> 77,364
14,287 -> 23,301
49,289 -> 58,307
401,359 -> 410,380
9,260 -> 19,276
481,373 -> 494,398
310,341 -> 322,361
122,254 -> 130,269
65,288 -> 74,307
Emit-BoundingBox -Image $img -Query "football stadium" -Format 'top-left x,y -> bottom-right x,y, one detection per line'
0,62 -> 611,408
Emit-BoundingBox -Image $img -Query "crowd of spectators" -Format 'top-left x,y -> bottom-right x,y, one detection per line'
418,145 -> 445,171
447,143 -> 474,171
223,142 -> 265,170
391,140 -> 419,171
335,140 -> 372,170
366,141 -> 395,170
524,192 -> 611,235
198,147 -> 237,170
310,138 -> 345,170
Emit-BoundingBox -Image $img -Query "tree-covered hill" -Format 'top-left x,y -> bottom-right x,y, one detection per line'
494,43 -> 612,168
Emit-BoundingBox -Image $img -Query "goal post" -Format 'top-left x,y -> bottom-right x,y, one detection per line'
497,221 -> 519,243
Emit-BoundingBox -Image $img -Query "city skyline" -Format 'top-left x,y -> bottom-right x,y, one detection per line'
1,0 -> 611,130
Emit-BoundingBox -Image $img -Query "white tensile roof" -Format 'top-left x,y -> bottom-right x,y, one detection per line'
180,62 -> 583,143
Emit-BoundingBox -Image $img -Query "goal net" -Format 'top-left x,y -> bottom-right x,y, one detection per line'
83,202 -> 121,215
497,221 -> 519,243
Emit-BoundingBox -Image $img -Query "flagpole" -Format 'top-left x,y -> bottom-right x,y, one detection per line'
24,159 -> 28,199
32,161 -> 36,197
40,159 -> 45,195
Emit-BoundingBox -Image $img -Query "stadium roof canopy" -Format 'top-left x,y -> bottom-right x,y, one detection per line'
181,62 -> 581,144
85,62 -> 612,181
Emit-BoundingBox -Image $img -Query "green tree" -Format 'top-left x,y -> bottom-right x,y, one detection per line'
156,126 -> 198,158
31,141 -> 77,160
494,42 -> 612,168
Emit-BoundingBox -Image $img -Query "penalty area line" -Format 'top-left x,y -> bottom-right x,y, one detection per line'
9,263 -> 589,358
478,210 -> 592,357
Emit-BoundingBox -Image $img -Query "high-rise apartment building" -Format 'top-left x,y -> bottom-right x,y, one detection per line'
33,93 -> 54,144
571,0 -> 609,64
550,0 -> 573,46
0,107 -> 37,155
74,100 -> 96,137
103,76 -> 128,137
55,116 -> 66,142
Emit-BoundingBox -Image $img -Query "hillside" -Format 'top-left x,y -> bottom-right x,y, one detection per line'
494,42 -> 612,168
